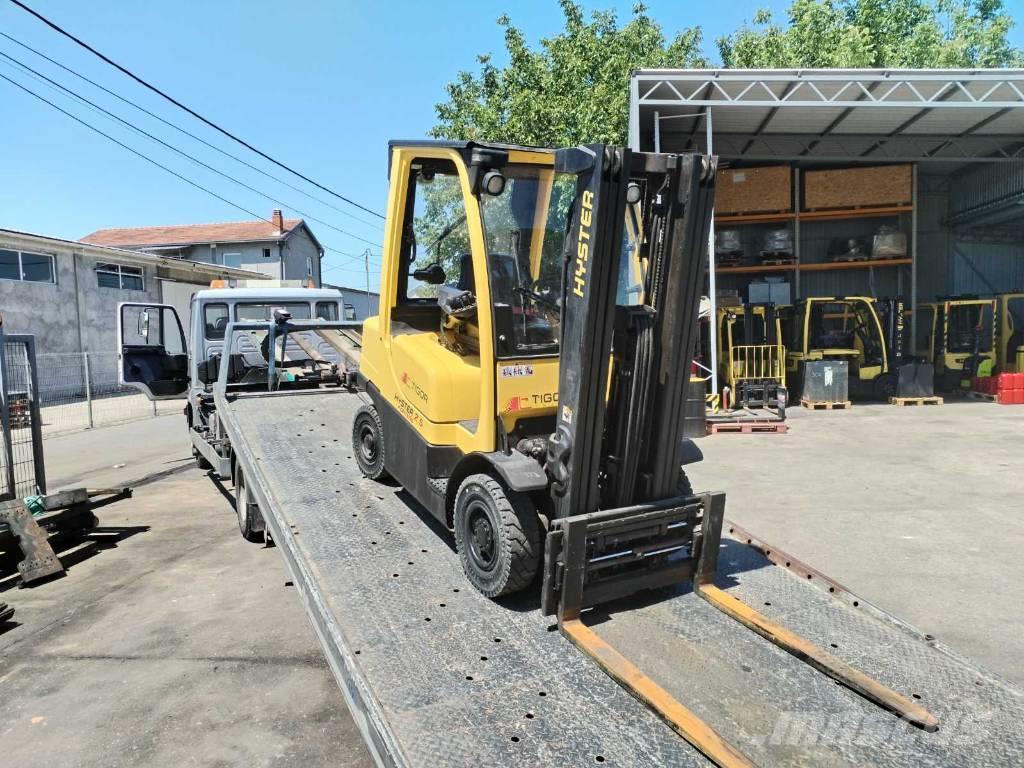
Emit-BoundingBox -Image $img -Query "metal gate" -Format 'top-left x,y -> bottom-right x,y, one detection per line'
0,324 -> 46,501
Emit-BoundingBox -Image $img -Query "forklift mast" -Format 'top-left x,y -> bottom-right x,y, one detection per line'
541,146 -> 717,618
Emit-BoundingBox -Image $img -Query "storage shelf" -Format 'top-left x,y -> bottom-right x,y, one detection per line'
714,205 -> 912,225
715,263 -> 797,275
797,205 -> 913,221
715,257 -> 911,276
716,212 -> 796,225
799,258 -> 912,272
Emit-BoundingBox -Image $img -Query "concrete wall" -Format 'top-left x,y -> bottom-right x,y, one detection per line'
282,228 -> 322,285
0,245 -> 161,356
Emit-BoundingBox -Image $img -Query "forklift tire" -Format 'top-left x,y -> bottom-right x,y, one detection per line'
453,474 -> 540,598
873,373 -> 898,401
678,469 -> 693,498
352,405 -> 391,481
235,469 -> 263,543
193,447 -> 213,471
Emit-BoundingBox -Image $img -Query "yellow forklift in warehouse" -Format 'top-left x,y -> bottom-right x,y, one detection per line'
784,296 -> 897,400
995,292 -> 1024,373
915,296 -> 997,390
712,299 -> 787,415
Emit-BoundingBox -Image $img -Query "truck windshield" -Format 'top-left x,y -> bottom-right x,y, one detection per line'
480,165 -> 574,356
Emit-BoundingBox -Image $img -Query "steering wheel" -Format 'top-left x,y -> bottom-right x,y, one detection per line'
514,284 -> 560,312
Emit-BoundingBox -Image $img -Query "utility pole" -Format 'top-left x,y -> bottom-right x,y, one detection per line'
363,249 -> 372,318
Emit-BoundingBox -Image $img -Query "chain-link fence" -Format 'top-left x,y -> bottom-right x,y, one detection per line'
35,352 -> 179,438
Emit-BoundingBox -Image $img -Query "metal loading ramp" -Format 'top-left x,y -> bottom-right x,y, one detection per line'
227,390 -> 1023,767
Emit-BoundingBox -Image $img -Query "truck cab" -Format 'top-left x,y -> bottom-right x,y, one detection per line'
117,285 -> 347,475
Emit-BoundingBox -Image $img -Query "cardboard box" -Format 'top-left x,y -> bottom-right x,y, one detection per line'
716,166 -> 792,215
804,165 -> 912,210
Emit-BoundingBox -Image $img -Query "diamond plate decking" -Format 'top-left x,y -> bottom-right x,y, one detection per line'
225,389 -> 1023,767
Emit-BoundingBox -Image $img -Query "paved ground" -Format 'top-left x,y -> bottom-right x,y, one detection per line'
695,398 -> 1024,686
44,413 -> 191,490
0,468 -> 373,768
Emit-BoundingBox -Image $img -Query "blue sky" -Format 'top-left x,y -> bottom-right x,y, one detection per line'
0,0 -> 1021,290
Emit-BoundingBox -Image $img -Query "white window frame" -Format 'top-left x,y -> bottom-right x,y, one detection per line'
96,262 -> 145,291
0,249 -> 56,284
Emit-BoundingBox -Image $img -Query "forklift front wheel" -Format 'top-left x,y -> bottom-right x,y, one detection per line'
453,474 -> 540,598
352,405 -> 391,481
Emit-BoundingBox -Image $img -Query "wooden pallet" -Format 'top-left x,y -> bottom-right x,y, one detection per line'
800,399 -> 852,410
707,421 -> 789,434
831,255 -> 869,263
760,257 -> 796,266
890,396 -> 944,406
967,391 -> 997,402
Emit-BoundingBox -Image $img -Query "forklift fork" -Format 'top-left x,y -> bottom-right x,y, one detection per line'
549,492 -> 937,766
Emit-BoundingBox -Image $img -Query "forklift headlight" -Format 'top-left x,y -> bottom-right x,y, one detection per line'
626,183 -> 642,205
481,170 -> 506,197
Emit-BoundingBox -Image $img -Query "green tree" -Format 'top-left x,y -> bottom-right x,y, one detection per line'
432,1 -> 708,146
433,0 -> 1023,146
718,0 -> 1023,69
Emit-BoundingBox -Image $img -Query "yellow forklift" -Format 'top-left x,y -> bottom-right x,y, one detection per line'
347,140 -> 935,760
915,296 -> 997,390
995,291 -> 1024,373
713,300 -> 787,414
785,296 -> 896,399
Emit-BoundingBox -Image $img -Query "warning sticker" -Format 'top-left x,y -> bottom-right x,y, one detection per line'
500,364 -> 534,378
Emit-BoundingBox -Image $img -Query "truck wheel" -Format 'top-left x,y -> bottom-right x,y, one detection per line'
193,447 -> 213,471
352,405 -> 390,481
453,474 -> 540,598
235,469 -> 263,543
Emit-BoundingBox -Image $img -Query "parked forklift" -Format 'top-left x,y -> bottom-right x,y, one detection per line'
915,296 -> 997,390
712,299 -> 787,414
995,291 -> 1024,373
785,296 -> 897,399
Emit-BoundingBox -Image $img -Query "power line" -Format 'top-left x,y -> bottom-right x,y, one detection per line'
0,47 -> 383,249
0,30 -> 382,232
8,0 -> 385,220
0,70 -> 361,262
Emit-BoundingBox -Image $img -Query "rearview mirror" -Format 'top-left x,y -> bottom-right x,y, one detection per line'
412,263 -> 446,285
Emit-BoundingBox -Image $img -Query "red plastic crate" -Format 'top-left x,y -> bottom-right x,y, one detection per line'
1011,373 -> 1024,390
998,389 -> 1023,404
997,373 -> 1014,393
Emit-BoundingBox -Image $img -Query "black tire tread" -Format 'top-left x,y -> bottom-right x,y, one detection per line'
352,405 -> 391,481
454,474 -> 540,598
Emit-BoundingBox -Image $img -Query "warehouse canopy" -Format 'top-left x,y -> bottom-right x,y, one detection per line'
630,69 -> 1024,165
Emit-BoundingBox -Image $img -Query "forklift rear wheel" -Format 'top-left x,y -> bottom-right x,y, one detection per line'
873,373 -> 897,401
352,405 -> 390,481
235,469 -> 263,543
453,474 -> 540,598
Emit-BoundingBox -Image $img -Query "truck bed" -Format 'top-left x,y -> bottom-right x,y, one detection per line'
223,389 -> 1023,767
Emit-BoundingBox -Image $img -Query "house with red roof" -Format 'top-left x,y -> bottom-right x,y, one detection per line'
81,209 -> 323,286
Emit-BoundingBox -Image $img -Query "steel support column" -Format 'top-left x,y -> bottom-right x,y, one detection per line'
706,108 -> 718,400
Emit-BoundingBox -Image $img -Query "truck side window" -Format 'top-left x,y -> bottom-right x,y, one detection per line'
204,303 -> 229,340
